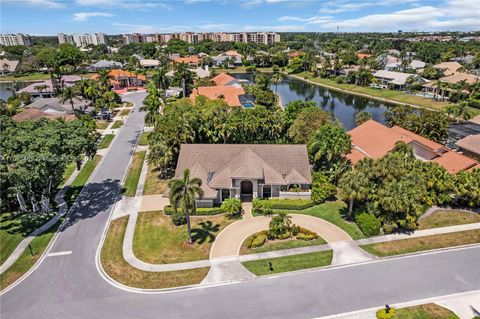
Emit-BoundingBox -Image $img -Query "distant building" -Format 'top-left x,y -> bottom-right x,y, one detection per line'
17,75 -> 82,99
57,33 -> 74,45
0,33 -> 32,46
57,33 -> 108,47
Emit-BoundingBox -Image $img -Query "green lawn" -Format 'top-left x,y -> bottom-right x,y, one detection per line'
0,213 -> 25,265
240,232 -> 327,255
138,131 -> 151,146
293,72 -> 480,117
101,216 -> 209,289
418,210 -> 480,230
64,155 -> 101,206
296,201 -> 365,240
111,120 -> 123,129
119,109 -> 130,116
98,134 -> 114,149
0,72 -> 51,82
122,151 -> 146,197
242,250 -> 333,276
393,303 -> 459,319
1,220 -> 60,291
143,163 -> 169,195
95,121 -> 110,130
61,162 -> 77,185
133,211 -> 237,264
361,229 -> 480,257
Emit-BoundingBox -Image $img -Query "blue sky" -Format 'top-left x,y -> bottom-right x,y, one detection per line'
1,0 -> 479,35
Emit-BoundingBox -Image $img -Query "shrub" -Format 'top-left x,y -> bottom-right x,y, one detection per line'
164,205 -> 175,215
251,234 -> 267,248
163,205 -> 223,216
298,227 -> 319,238
382,220 -> 398,234
171,212 -> 186,226
376,307 -> 396,319
220,198 -> 242,216
245,234 -> 256,248
296,233 -> 317,240
274,232 -> 291,240
252,198 -> 273,216
311,172 -> 337,204
355,213 -> 381,237
269,199 -> 314,210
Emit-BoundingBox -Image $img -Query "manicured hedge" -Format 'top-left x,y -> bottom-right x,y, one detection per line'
355,213 -> 381,237
163,205 -> 223,216
253,198 -> 314,213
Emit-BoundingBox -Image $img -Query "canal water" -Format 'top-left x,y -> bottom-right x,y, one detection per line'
233,73 -> 392,130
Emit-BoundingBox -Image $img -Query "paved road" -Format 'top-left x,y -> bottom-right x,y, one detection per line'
1,92 -> 479,319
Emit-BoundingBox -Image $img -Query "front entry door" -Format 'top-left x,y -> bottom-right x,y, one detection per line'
240,180 -> 253,199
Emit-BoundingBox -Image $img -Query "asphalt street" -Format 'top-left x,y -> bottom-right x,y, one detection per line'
1,91 -> 479,319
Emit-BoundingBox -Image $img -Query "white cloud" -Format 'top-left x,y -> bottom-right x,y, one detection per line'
75,0 -> 171,10
72,12 -> 114,22
278,15 -> 333,23
2,0 -> 65,9
319,0 -> 419,14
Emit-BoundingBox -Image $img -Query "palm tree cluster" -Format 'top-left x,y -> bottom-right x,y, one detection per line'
338,141 -> 480,233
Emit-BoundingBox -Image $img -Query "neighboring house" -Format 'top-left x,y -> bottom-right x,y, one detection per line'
17,75 -> 82,99
25,97 -> 93,115
92,69 -> 146,89
456,134 -> 480,160
339,65 -> 362,75
356,53 -> 372,60
212,54 -> 242,67
166,67 -> 210,79
372,70 -> 426,90
452,55 -> 475,65
139,59 -> 160,69
409,59 -> 426,70
211,72 -> 241,86
433,61 -> 463,76
12,108 -> 76,122
173,144 -> 312,206
87,60 -> 123,71
288,51 -> 303,59
347,120 -> 479,173
0,59 -> 19,75
422,73 -> 480,95
190,86 -> 255,108
172,56 -> 201,67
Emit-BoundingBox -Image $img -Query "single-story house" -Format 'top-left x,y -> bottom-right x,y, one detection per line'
347,119 -> 479,173
372,70 -> 426,90
166,67 -> 210,79
25,97 -> 93,115
17,75 -> 82,99
92,69 -> 146,89
456,134 -> 480,160
1,59 -> 19,74
211,72 -> 241,86
139,59 -> 160,69
173,144 -> 312,206
433,61 -> 462,76
409,59 -> 426,70
422,73 -> 480,95
87,60 -> 123,72
12,108 -> 76,122
339,65 -> 362,75
172,56 -> 201,67
212,54 -> 242,67
190,86 -> 255,108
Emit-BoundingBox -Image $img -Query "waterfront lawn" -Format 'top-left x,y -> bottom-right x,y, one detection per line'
295,72 -> 480,117
64,155 -> 101,206
98,134 -> 114,149
111,120 -> 123,129
242,250 -> 333,276
361,229 -> 480,257
101,217 -> 209,289
297,201 -> 365,240
0,213 -> 25,265
418,210 -> 480,230
0,72 -> 50,82
133,211 -> 237,264
138,131 -> 150,146
240,232 -> 327,255
96,121 -> 110,130
394,303 -> 459,319
122,151 -> 146,197
0,221 -> 60,291
143,163 -> 169,195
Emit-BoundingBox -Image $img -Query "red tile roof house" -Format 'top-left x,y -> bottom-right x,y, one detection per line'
172,56 -> 201,67
174,144 -> 312,207
347,120 -> 479,173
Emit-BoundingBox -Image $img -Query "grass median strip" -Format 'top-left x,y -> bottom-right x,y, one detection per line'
96,121 -> 109,130
119,109 -> 130,116
101,217 -> 209,289
98,134 -> 114,149
111,120 -> 123,129
242,250 -> 333,276
143,163 -> 169,195
138,131 -> 150,146
418,210 -> 480,230
361,229 -> 480,257
122,151 -> 146,197
64,155 -> 101,206
0,220 -> 61,291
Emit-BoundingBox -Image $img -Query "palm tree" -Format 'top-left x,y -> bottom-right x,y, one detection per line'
174,63 -> 193,98
97,70 -> 113,93
34,84 -> 48,98
220,198 -> 242,217
152,66 -> 170,104
59,86 -> 78,115
338,168 -> 370,218
168,169 -> 204,244
271,72 -> 282,95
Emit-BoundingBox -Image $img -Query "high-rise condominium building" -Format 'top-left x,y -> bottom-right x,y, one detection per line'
122,32 -> 280,45
57,33 -> 108,47
0,33 -> 33,46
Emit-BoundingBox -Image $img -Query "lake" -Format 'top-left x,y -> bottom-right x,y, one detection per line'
233,73 -> 392,130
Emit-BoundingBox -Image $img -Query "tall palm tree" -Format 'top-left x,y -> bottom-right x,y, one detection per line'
338,168 -> 370,218
152,66 -> 170,104
271,72 -> 282,95
174,63 -> 193,97
168,169 -> 204,244
59,86 -> 78,115
97,70 -> 113,93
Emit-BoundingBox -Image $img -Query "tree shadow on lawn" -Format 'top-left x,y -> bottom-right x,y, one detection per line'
191,221 -> 220,244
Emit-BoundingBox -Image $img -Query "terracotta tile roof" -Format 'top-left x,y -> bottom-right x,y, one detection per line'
173,56 -> 200,64
456,134 -> 480,156
391,126 -> 445,151
224,50 -> 242,57
431,151 -> 478,173
433,62 -> 462,75
190,86 -> 245,107
92,69 -> 146,81
288,51 -> 302,58
357,53 -> 372,59
175,144 -> 312,198
346,147 -> 368,164
468,163 -> 480,171
440,73 -> 480,85
211,73 -> 237,86
12,108 -> 76,122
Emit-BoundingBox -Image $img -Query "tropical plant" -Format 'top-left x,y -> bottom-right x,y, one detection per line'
308,123 -> 352,170
220,198 -> 242,216
355,111 -> 372,126
168,168 -> 204,244
338,167 -> 370,218
59,86 -> 78,115
268,212 -> 293,239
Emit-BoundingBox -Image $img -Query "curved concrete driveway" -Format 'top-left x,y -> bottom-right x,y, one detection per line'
210,207 -> 352,259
